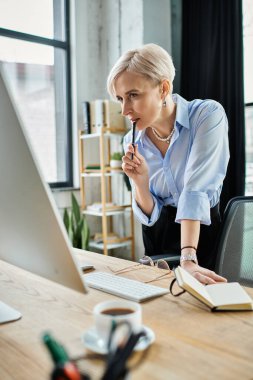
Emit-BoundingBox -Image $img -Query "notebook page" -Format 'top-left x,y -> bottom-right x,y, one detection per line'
206,282 -> 253,307
176,266 -> 213,306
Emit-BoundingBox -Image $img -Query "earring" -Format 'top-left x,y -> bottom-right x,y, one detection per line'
163,99 -> 167,107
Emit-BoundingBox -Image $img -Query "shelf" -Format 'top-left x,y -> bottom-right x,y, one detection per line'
84,167 -> 122,172
82,206 -> 131,217
80,128 -> 127,139
81,167 -> 123,177
81,172 -> 120,178
89,240 -> 132,250
79,126 -> 135,259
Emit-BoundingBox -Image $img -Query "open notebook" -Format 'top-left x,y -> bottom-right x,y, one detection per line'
174,266 -> 253,311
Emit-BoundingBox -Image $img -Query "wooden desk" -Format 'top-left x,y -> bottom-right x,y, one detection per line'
1,250 -> 253,380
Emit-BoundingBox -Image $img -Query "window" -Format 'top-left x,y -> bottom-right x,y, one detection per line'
0,0 -> 72,187
243,0 -> 253,195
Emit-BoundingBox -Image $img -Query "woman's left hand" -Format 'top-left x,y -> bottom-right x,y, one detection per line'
180,261 -> 227,285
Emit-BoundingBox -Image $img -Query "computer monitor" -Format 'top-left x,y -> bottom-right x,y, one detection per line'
0,68 -> 88,323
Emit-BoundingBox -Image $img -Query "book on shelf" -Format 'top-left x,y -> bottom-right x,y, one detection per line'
85,164 -> 101,170
103,100 -> 126,131
93,232 -> 120,244
86,202 -> 115,211
174,266 -> 253,311
90,99 -> 104,134
81,101 -> 91,134
82,99 -> 127,134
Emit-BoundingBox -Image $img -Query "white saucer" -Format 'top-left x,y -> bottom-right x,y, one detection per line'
81,325 -> 155,355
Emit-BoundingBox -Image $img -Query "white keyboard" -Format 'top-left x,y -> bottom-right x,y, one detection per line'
84,271 -> 169,302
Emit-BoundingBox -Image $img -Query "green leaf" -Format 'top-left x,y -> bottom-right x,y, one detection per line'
81,218 -> 90,250
111,151 -> 123,160
71,193 -> 81,225
69,222 -> 74,245
72,219 -> 83,249
62,193 -> 90,250
71,211 -> 76,230
63,208 -> 69,231
76,218 -> 84,239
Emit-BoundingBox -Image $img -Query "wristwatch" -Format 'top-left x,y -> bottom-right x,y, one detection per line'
180,253 -> 198,265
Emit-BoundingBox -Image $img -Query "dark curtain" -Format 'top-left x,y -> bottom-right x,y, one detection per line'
180,0 -> 245,214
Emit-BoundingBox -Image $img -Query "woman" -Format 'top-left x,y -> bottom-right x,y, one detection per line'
107,43 -> 229,284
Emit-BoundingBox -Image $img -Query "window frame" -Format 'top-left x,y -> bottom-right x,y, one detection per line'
0,0 -> 73,188
245,102 -> 253,195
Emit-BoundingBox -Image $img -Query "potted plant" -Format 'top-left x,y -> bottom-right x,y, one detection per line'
63,193 -> 90,250
110,151 -> 123,168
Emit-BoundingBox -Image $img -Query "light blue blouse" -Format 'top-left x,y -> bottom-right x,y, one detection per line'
123,94 -> 230,226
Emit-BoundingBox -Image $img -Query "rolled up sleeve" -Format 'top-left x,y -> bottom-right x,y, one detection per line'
176,190 -> 211,224
131,189 -> 162,226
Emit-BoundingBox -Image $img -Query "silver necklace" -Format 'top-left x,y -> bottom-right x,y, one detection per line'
151,126 -> 175,144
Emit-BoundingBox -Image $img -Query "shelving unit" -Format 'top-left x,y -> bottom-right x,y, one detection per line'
79,127 -> 135,259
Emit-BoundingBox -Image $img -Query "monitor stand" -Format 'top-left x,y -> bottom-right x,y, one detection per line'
0,301 -> 22,324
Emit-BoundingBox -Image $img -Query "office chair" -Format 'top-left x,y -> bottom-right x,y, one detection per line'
215,196 -> 253,287
146,253 -> 180,268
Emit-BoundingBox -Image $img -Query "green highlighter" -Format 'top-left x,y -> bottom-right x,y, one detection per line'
43,333 -> 85,380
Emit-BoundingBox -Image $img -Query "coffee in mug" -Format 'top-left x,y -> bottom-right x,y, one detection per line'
101,308 -> 135,316
93,300 -> 142,345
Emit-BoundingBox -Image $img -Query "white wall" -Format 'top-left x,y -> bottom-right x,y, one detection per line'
143,0 -> 172,51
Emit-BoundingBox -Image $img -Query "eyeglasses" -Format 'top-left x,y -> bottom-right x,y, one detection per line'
107,255 -> 171,283
139,255 -> 171,270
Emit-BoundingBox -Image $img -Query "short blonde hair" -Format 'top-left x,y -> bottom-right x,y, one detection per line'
107,43 -> 176,98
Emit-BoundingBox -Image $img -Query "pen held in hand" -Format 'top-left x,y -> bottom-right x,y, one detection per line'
131,121 -> 136,160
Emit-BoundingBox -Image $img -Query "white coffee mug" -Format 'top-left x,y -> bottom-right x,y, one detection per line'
93,299 -> 142,345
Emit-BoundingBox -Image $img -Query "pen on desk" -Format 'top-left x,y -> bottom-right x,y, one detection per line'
131,121 -> 136,160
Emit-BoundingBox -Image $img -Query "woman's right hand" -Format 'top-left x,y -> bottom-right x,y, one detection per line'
181,261 -> 227,285
122,144 -> 149,186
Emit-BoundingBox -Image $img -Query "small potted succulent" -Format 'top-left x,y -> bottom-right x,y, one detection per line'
110,152 -> 123,168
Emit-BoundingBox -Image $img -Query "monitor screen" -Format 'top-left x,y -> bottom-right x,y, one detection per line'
0,68 -> 87,294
